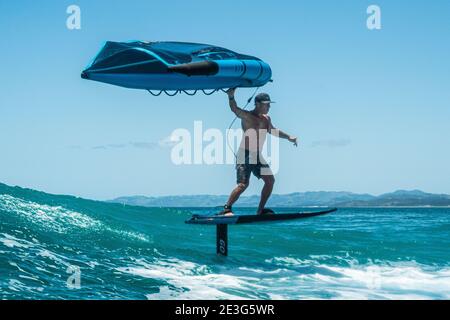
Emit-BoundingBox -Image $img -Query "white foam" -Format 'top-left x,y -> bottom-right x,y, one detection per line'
115,253 -> 450,300
322,264 -> 450,299
0,233 -> 34,249
8,278 -> 44,294
0,194 -> 100,233
0,194 -> 149,242
117,258 -> 262,300
262,257 -> 450,299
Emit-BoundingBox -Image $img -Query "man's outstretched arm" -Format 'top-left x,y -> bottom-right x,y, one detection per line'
268,117 -> 298,147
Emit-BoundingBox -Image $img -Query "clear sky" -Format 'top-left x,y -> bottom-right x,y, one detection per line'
0,0 -> 449,200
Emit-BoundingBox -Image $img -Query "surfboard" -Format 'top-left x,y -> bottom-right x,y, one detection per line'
185,208 -> 337,225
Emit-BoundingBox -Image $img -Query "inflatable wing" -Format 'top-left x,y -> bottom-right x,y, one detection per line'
81,41 -> 272,93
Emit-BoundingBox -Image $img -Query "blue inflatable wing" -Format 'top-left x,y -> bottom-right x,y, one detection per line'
81,41 -> 272,92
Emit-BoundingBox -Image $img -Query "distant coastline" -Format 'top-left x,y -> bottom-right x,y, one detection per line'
1,182 -> 449,208
109,190 -> 450,208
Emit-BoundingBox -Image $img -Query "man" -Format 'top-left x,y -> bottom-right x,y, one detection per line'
220,88 -> 298,216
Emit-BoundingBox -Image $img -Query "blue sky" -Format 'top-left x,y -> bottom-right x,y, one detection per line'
0,0 -> 449,200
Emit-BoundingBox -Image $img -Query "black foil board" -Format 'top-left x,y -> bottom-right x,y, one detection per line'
185,208 -> 337,225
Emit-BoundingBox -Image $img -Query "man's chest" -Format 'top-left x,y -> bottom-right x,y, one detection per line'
241,117 -> 269,131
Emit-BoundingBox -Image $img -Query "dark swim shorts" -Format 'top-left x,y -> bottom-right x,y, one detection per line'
236,149 -> 272,184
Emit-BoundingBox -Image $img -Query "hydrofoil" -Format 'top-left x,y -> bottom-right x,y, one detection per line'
185,208 -> 337,256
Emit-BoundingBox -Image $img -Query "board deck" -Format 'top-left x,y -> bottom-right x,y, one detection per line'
185,208 -> 337,225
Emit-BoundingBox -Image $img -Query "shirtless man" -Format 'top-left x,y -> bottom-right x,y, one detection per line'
220,88 -> 298,216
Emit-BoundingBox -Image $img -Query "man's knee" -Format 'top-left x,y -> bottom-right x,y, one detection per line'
237,182 -> 249,191
263,175 -> 275,186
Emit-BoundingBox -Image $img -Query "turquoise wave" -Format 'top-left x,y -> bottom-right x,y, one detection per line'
1,183 -> 449,299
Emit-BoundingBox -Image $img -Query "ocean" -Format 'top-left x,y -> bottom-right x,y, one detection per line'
1,184 -> 449,300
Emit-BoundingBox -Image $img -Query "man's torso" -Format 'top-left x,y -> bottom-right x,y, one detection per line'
239,112 -> 270,153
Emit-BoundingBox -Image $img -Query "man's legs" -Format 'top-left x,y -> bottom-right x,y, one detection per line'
217,183 -> 248,216
226,182 -> 249,207
219,163 -> 250,215
227,161 -> 251,208
256,174 -> 275,214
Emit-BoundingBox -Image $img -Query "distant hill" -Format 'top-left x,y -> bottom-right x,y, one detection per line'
110,190 -> 450,207
337,190 -> 450,207
1,182 -> 449,208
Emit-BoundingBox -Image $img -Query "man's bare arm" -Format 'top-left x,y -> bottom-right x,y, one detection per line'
268,117 -> 298,146
226,88 -> 248,119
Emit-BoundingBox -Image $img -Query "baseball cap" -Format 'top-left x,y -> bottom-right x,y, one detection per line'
254,93 -> 275,104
